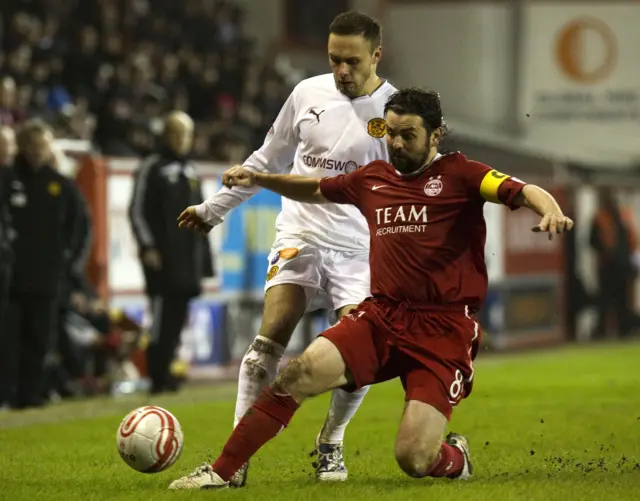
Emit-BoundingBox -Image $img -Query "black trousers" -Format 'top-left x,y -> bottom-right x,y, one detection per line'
2,292 -> 58,408
45,306 -> 87,398
57,307 -> 86,379
596,268 -> 633,338
0,265 -> 9,327
0,265 -> 10,405
147,293 -> 191,392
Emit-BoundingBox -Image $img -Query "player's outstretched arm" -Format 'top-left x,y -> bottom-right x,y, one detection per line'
255,173 -> 328,203
223,167 -> 328,204
513,184 -> 574,239
179,88 -> 301,232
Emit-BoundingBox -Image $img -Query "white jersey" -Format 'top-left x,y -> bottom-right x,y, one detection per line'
196,73 -> 396,251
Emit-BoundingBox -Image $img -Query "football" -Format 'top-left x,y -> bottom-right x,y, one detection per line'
116,405 -> 184,473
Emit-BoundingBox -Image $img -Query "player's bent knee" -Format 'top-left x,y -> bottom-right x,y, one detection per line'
259,311 -> 299,342
273,338 -> 348,402
273,355 -> 314,400
395,401 -> 448,477
259,285 -> 307,346
394,441 -> 440,478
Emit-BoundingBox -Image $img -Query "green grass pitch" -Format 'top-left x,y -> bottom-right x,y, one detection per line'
1,341 -> 639,501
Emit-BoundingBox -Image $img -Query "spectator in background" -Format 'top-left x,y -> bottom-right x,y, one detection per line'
1,119 -> 81,409
49,179 -> 94,401
0,76 -> 26,126
589,187 -> 639,339
56,289 -> 114,396
0,125 -> 16,166
53,287 -> 147,398
0,126 -> 15,408
128,111 -> 214,395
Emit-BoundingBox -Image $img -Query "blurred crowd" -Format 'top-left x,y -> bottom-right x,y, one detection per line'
0,0 -> 304,410
1,0 -> 299,162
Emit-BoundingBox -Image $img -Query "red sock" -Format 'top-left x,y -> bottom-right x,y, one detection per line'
427,442 -> 465,478
212,386 -> 299,481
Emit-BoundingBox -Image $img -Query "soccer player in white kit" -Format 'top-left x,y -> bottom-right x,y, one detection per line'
177,11 -> 396,486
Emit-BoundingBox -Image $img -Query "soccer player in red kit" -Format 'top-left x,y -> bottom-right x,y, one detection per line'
169,88 -> 573,489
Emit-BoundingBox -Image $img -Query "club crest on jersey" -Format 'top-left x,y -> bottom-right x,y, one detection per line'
424,176 -> 443,197
279,247 -> 298,259
266,265 -> 279,281
367,118 -> 386,138
270,247 -> 297,265
48,181 -> 61,197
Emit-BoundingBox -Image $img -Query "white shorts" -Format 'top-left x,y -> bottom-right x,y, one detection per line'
264,236 -> 370,314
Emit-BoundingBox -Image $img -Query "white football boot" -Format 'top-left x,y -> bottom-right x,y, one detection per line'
313,434 -> 348,481
444,432 -> 473,480
168,463 -> 229,490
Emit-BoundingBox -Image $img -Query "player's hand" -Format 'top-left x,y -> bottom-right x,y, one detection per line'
222,165 -> 257,188
532,213 -> 574,240
142,249 -> 162,269
177,206 -> 213,235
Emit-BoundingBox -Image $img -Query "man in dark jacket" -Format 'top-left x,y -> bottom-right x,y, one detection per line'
0,126 -> 16,408
0,126 -> 16,285
1,119 -> 82,408
50,185 -> 94,399
128,111 -> 214,394
589,188 -> 638,338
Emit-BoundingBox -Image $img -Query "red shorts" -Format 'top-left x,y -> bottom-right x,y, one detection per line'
320,298 -> 481,420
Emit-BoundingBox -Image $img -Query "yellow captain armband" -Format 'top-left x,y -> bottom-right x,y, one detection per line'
479,169 -> 510,203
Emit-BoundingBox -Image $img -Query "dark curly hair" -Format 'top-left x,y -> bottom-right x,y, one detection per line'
384,88 -> 447,137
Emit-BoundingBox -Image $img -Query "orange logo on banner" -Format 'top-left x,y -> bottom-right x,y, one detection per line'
555,17 -> 617,84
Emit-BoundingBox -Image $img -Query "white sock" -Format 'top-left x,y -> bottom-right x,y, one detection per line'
233,335 -> 285,427
318,386 -> 370,444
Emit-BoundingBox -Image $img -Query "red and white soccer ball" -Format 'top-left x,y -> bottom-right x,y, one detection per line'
116,406 -> 184,473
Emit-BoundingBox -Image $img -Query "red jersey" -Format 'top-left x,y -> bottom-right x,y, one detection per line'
319,152 -> 526,310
